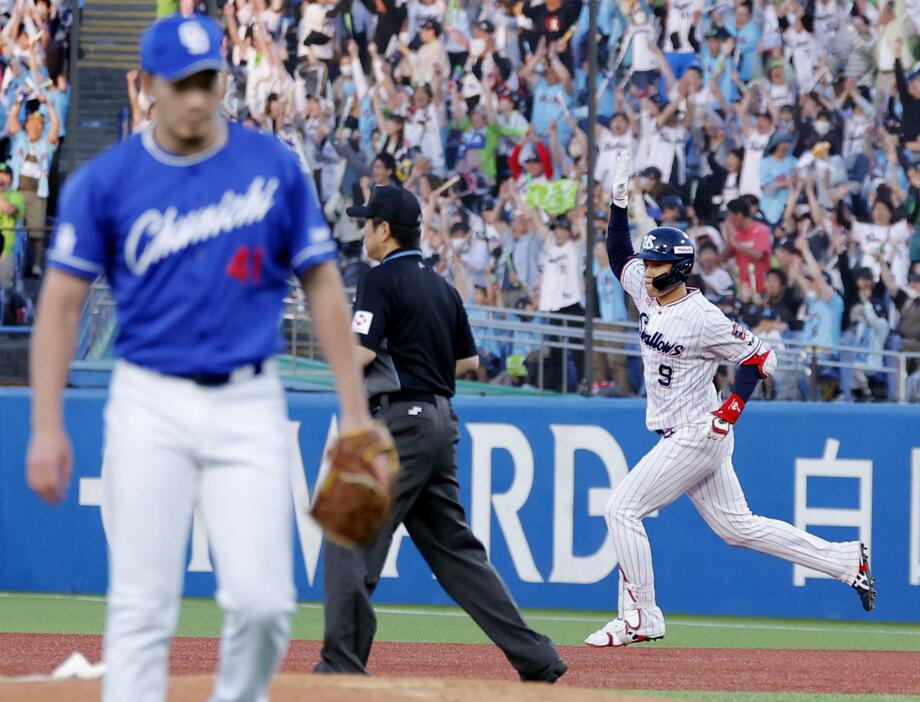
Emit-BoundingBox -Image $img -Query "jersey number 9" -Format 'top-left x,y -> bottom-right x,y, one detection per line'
658,364 -> 673,388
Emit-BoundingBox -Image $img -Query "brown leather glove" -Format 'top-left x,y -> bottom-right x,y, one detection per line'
310,422 -> 400,549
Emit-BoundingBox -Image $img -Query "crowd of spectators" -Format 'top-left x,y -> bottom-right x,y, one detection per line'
0,0 -> 71,325
122,0 -> 920,400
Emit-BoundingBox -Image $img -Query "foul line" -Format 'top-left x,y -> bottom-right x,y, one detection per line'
2,592 -> 918,638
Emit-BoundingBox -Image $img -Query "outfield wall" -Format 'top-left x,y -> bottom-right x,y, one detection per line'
1,389 -> 918,622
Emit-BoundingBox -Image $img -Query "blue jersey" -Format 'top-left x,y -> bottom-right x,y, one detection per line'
47,121 -> 337,376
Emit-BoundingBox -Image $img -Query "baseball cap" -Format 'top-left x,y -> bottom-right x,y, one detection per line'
551,216 -> 572,230
706,26 -> 730,40
640,166 -> 662,180
141,14 -> 224,81
908,62 -> 920,81
520,143 -> 541,162
660,195 -> 683,211
346,185 -> 422,230
514,296 -> 533,309
420,18 -> 442,33
766,132 -> 794,154
853,266 -> 874,280
477,19 -> 495,33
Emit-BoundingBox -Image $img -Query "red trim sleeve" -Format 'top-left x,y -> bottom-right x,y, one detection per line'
742,350 -> 772,380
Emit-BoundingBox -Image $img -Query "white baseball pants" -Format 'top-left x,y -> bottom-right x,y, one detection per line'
605,420 -> 861,611
101,361 -> 295,702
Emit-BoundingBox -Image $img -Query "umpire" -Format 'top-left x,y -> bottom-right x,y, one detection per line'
316,185 -> 567,683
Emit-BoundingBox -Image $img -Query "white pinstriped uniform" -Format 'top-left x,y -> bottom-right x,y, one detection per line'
605,259 -> 862,617
663,0 -> 702,53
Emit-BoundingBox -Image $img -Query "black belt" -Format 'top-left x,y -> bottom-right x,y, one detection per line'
370,391 -> 444,412
656,428 -> 676,438
173,360 -> 265,387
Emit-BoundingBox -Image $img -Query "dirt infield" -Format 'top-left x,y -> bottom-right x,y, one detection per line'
2,633 -> 920,697
0,674 -> 660,702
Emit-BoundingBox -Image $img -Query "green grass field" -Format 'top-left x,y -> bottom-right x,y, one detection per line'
2,592 -> 919,701
3,592 -> 919,651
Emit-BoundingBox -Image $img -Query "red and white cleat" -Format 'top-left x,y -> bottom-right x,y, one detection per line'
584,608 -> 666,647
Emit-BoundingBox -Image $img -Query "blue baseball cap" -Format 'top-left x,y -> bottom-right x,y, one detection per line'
141,14 -> 224,81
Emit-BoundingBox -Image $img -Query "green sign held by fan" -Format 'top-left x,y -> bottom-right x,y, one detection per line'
526,179 -> 578,216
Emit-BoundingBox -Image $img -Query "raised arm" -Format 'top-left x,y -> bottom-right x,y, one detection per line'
27,35 -> 43,81
548,39 -> 573,94
42,93 -> 60,145
650,42 -> 678,96
803,174 -> 828,229
878,256 -> 900,298
431,61 -> 446,108
615,85 -> 639,134
3,1 -> 21,42
222,2 -> 247,53
605,150 -> 635,279
548,119 -> 565,166
347,40 -> 369,100
737,82 -> 755,138
781,175 -> 802,233
795,233 -> 833,301
519,36 -> 547,89
762,86 -> 781,123
655,97 -> 681,130
7,96 -> 23,135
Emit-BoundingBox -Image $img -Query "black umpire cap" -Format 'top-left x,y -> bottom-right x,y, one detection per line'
346,185 -> 423,231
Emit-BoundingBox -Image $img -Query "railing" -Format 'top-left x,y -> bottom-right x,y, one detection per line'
79,281 -> 920,403
76,280 -> 118,360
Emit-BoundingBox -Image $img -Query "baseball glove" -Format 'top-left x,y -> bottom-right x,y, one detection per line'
310,422 -> 400,549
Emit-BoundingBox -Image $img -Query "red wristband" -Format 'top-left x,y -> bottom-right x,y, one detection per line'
712,393 -> 746,425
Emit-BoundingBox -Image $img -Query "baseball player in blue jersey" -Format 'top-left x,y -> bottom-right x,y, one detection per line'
25,15 -> 374,702
585,152 -> 877,648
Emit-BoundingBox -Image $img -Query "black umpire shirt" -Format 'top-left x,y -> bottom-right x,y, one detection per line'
352,248 -> 478,399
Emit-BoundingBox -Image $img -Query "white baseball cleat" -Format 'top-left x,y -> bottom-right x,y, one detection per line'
584,607 -> 666,647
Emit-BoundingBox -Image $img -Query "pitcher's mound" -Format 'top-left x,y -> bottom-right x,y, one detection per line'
0,673 -> 663,701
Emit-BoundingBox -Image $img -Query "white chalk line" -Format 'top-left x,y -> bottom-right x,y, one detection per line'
2,592 -> 919,638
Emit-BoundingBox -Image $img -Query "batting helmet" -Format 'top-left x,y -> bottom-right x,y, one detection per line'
635,226 -> 695,292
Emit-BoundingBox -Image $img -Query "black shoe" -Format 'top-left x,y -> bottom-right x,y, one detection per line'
520,657 -> 568,684
852,542 -> 876,612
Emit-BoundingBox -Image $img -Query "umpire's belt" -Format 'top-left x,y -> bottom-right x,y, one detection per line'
370,391 -> 445,413
172,360 -> 265,387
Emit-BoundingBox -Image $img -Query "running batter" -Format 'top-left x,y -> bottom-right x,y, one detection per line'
26,15 -> 373,702
585,152 -> 877,648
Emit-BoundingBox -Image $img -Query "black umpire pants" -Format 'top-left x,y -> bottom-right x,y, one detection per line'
316,395 -> 559,676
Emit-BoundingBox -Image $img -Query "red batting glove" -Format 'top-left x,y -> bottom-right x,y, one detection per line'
708,393 -> 745,439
